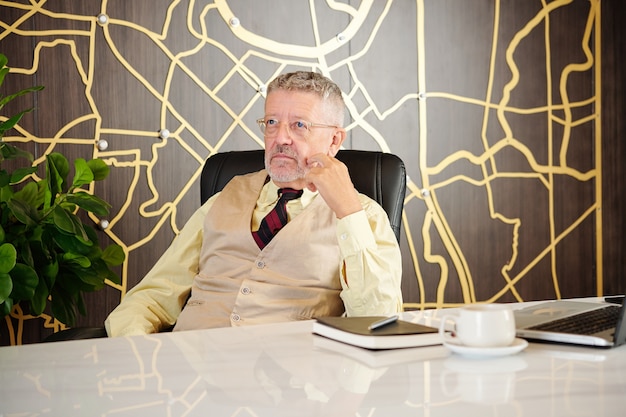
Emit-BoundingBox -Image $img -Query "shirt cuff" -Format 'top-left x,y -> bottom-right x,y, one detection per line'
336,210 -> 377,256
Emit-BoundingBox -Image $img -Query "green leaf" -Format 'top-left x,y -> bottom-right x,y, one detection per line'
92,257 -> 121,284
46,152 -> 69,197
87,159 -> 110,181
51,205 -> 76,234
41,257 -> 58,288
0,66 -> 8,87
53,232 -> 93,256
43,183 -> 53,211
71,158 -> 94,188
58,200 -> 77,212
73,266 -> 105,288
52,205 -> 90,243
8,263 -> 38,301
82,222 -> 99,244
108,271 -> 121,285
0,170 -> 9,187
102,243 -> 125,266
7,197 -> 40,226
50,286 -> 76,326
0,297 -> 13,317
9,166 -> 37,184
62,252 -> 91,268
34,180 -> 46,207
0,272 -> 12,304
66,191 -> 111,216
30,276 -> 49,316
0,243 -> 17,274
0,142 -> 33,162
0,110 -> 29,136
69,211 -> 90,242
12,181 -> 39,206
20,226 -> 40,268
0,184 -> 12,203
0,86 -> 44,109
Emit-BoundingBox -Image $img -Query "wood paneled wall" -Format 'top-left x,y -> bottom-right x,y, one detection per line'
0,0 -> 623,345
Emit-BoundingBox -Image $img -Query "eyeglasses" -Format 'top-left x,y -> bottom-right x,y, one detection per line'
256,118 -> 338,139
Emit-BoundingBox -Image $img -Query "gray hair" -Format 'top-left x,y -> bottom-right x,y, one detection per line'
266,71 -> 345,126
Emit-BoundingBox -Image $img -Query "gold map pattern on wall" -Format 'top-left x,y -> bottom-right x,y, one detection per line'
1,0 -> 600,339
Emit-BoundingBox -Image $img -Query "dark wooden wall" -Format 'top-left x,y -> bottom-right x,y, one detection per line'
600,1 -> 626,297
0,0 -> 623,345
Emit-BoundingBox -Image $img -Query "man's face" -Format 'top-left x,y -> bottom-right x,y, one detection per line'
262,90 -> 342,188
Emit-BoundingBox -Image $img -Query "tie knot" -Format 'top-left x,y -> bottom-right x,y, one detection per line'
278,188 -> 303,201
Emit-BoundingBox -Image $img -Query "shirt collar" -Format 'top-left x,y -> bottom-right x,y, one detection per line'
262,179 -> 317,208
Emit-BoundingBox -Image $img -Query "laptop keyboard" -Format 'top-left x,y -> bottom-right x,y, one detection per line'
528,305 -> 621,335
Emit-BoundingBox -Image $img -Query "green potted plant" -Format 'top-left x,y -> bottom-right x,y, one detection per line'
0,53 -> 125,327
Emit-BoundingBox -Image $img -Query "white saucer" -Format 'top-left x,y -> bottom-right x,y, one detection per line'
443,338 -> 528,359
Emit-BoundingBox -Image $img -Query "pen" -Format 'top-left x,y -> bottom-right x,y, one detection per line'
368,315 -> 399,331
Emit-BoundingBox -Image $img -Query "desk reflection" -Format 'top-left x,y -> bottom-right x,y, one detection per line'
1,319 -> 625,417
440,355 -> 528,404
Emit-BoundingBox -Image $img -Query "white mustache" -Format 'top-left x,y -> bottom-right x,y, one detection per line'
269,145 -> 298,159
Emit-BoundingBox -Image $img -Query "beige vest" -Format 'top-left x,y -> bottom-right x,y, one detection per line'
174,170 -> 345,331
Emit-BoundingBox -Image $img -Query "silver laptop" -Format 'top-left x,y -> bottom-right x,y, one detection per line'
514,297 -> 626,348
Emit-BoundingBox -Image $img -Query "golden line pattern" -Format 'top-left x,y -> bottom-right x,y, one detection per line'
0,0 -> 601,342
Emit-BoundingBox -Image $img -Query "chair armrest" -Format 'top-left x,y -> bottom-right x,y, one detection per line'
43,326 -> 108,342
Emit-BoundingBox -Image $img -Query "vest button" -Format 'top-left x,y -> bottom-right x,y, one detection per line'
241,287 -> 251,295
256,260 -> 265,268
231,313 -> 241,322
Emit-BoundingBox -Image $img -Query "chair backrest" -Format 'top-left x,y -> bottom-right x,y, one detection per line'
200,149 -> 407,242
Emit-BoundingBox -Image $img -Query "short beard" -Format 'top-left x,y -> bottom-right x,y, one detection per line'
265,145 -> 306,183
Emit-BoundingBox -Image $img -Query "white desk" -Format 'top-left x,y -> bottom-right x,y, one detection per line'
1,306 -> 625,416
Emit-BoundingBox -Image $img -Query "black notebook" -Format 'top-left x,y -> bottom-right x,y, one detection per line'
313,316 -> 442,350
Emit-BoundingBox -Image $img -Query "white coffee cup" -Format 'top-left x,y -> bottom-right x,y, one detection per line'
438,304 -> 516,347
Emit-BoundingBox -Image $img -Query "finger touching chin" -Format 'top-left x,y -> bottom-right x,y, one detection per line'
307,159 -> 321,169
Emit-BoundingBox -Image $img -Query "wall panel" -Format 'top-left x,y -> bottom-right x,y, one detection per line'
0,0 -> 622,345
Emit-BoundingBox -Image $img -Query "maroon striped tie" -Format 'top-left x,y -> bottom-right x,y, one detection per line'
252,188 -> 303,249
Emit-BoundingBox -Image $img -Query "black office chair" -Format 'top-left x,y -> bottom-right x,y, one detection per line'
200,149 -> 406,242
44,149 -> 406,342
